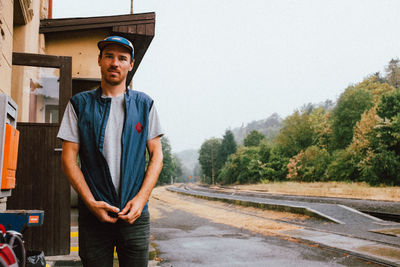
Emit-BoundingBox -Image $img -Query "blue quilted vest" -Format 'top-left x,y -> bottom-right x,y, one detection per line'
70,87 -> 153,213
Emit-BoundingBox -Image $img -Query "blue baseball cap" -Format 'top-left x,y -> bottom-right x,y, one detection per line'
97,36 -> 134,59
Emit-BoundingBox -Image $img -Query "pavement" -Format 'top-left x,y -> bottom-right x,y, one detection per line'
150,205 -> 381,267
167,185 -> 400,267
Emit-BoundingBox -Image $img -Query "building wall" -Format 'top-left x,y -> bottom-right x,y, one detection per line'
45,28 -> 110,79
0,0 -> 14,96
11,0 -> 46,122
0,0 -> 14,209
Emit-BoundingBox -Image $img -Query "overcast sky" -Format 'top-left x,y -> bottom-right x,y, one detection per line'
53,0 -> 400,152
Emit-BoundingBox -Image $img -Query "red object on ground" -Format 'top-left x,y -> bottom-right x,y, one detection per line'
0,244 -> 18,266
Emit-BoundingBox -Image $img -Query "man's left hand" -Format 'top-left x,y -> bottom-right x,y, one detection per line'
118,196 -> 145,224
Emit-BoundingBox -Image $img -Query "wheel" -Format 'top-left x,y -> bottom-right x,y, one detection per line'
5,233 -> 25,267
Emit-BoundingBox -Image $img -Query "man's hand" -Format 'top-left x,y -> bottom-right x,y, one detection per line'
62,141 -> 121,223
117,196 -> 146,224
88,200 -> 120,223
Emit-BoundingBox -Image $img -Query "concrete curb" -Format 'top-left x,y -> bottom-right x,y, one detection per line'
167,186 -> 343,223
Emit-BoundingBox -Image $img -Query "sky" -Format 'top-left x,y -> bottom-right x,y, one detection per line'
53,0 -> 400,152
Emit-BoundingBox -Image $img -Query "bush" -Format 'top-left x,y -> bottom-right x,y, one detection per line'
287,146 -> 331,182
359,148 -> 400,186
218,146 -> 262,184
326,149 -> 358,181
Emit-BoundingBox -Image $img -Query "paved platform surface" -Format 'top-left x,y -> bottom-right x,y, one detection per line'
168,185 -> 400,266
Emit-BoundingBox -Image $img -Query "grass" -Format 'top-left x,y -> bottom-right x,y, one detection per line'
225,181 -> 400,202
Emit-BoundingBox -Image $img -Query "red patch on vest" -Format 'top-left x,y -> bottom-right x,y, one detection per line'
135,122 -> 143,133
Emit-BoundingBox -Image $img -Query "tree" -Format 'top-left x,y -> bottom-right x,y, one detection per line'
198,138 -> 222,184
244,130 -> 265,147
158,137 -> 175,185
325,149 -> 358,181
218,146 -> 263,184
275,110 -> 314,157
286,146 -> 331,182
385,58 -> 400,88
218,130 -> 237,165
309,107 -> 333,150
345,91 -> 400,185
331,87 -> 373,150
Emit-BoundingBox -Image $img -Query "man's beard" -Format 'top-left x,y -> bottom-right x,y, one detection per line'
105,78 -> 123,86
104,68 -> 126,86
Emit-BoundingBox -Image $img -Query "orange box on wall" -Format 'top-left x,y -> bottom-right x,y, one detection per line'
1,124 -> 19,189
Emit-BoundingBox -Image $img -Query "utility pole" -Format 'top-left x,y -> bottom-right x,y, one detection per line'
130,0 -> 133,14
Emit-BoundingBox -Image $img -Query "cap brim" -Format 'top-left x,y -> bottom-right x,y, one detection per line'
97,41 -> 132,52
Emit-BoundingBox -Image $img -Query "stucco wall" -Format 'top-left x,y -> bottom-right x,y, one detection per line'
11,0 -> 45,122
0,0 -> 14,96
45,29 -> 110,79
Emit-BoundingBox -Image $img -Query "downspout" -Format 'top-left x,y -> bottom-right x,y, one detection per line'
48,0 -> 53,19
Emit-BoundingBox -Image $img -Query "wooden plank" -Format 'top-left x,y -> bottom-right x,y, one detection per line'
12,53 -> 65,68
119,25 -> 128,33
40,13 -> 155,29
137,24 -> 146,35
145,23 -> 155,36
128,25 -> 137,34
40,18 -> 155,34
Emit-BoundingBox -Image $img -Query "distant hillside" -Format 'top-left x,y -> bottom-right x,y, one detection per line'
175,149 -> 199,176
231,113 -> 283,144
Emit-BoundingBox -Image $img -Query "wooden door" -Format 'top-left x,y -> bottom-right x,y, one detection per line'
7,53 -> 72,256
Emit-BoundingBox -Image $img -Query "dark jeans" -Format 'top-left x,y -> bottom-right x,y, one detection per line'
78,204 -> 150,267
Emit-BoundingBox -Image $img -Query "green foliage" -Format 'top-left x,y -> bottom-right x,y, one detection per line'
347,90 -> 400,185
198,138 -> 222,184
377,90 -> 400,120
275,110 -> 314,157
332,88 -> 373,150
309,108 -> 333,150
218,146 -> 263,184
261,145 -> 289,181
243,130 -> 265,147
158,137 -> 178,185
287,146 -> 331,182
258,139 -> 271,162
218,130 -> 237,165
218,142 -> 289,184
354,91 -> 400,185
359,148 -> 400,185
325,149 -> 358,181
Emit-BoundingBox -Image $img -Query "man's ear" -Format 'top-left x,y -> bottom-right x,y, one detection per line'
98,55 -> 101,66
129,59 -> 135,71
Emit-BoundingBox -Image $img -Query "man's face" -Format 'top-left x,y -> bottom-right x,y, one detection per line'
98,44 -> 134,86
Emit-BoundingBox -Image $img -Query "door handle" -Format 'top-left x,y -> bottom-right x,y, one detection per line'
54,148 -> 63,152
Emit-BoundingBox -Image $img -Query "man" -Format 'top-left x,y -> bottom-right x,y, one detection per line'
58,36 -> 163,267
